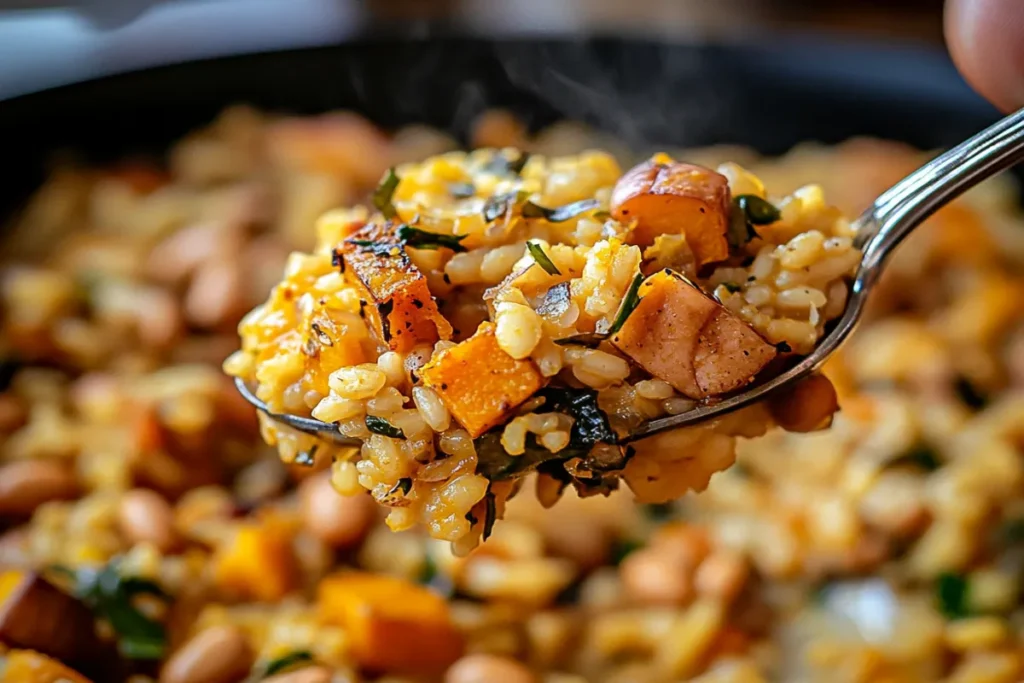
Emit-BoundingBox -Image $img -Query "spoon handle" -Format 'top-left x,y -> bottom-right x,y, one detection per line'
855,107 -> 1024,284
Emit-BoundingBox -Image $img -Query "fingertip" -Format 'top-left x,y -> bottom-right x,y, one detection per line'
946,0 -> 1024,111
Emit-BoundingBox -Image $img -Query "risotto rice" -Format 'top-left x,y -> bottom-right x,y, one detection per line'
0,107 -> 1021,683
227,147 -> 857,547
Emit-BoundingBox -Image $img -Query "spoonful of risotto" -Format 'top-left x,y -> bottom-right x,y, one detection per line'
228,108 -> 1024,545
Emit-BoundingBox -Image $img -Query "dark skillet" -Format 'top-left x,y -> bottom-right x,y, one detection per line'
0,35 -> 1005,220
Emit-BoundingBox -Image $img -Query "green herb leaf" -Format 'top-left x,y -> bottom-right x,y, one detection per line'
610,538 -> 644,565
365,415 -> 405,439
643,502 -> 675,521
392,477 -> 413,496
66,560 -> 169,660
554,333 -> 608,348
449,182 -> 476,199
721,282 -> 742,294
954,377 -> 989,410
735,195 -> 781,225
998,518 -> 1024,546
727,200 -> 760,248
261,650 -> 315,678
482,491 -> 497,541
527,241 -> 561,275
557,272 -> 644,347
521,199 -> 601,222
474,387 -> 617,481
482,190 -> 529,223
346,239 -> 398,258
609,272 -> 645,335
486,151 -> 530,176
373,168 -> 400,220
936,572 -> 970,620
887,444 -> 942,472
396,225 -> 468,253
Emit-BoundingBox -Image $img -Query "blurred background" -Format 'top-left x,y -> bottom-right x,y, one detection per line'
0,0 -> 948,101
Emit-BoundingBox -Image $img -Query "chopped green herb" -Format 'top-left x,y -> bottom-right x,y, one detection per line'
610,537 -> 644,565
294,445 -> 317,467
482,190 -> 529,222
486,151 -> 530,176
482,491 -> 497,541
727,200 -> 760,248
887,444 -> 942,472
346,239 -> 398,258
936,572 -> 970,620
609,272 -> 646,335
59,560 -> 169,659
373,168 -> 400,220
396,225 -> 468,253
260,650 -> 315,678
721,282 -> 742,294
521,198 -> 601,222
643,502 -> 675,521
475,387 -> 617,480
998,517 -> 1024,545
449,182 -> 476,198
735,195 -> 781,225
954,377 -> 989,410
527,241 -> 561,275
394,477 -> 413,495
554,333 -> 608,348
365,415 -> 405,439
556,272 -> 645,348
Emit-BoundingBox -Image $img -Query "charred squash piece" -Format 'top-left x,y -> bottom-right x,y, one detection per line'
612,271 -> 775,398
318,572 -> 463,674
420,322 -> 544,438
340,222 -> 452,353
0,572 -> 103,677
612,160 -> 731,266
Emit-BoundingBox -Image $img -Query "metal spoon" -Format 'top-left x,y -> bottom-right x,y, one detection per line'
236,106 -> 1024,446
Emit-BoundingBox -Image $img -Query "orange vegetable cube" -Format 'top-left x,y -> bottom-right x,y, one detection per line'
612,160 -> 732,266
212,522 -> 295,602
318,572 -> 463,674
0,650 -> 92,683
420,322 -> 544,437
340,223 -> 452,353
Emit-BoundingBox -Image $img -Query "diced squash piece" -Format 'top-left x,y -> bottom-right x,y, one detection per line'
318,572 -> 463,674
0,572 -> 103,676
420,322 -> 544,437
302,308 -> 369,396
212,522 -> 295,601
611,160 -> 731,266
340,222 -> 452,353
0,650 -> 92,683
612,271 -> 775,398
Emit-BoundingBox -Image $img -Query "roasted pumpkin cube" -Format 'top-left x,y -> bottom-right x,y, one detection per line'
212,522 -> 296,602
0,650 -> 92,683
318,572 -> 463,674
420,322 -> 544,437
612,271 -> 775,398
612,160 -> 731,266
340,222 -> 452,353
